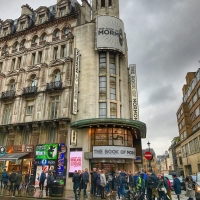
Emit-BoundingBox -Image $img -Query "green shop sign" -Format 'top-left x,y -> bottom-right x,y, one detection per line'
35,144 -> 58,160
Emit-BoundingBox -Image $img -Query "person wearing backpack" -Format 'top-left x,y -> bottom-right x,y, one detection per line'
39,170 -> 46,191
116,171 -> 125,200
2,169 -> 9,189
127,171 -> 135,193
9,169 -> 16,193
46,172 -> 54,197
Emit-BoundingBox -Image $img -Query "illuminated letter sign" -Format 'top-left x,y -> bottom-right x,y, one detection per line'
129,64 -> 139,120
71,48 -> 80,115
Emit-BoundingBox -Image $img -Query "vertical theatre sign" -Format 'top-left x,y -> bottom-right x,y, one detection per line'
129,64 -> 139,120
71,48 -> 80,115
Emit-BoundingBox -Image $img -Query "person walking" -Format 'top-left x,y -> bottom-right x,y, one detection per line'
9,170 -> 16,194
100,169 -> 106,199
83,168 -> 89,198
73,170 -> 81,200
12,171 -> 22,197
172,174 -> 181,200
2,169 -> 9,189
127,170 -> 135,193
185,176 -> 195,200
39,170 -> 46,191
46,172 -> 54,197
165,176 -> 172,200
96,169 -> 101,197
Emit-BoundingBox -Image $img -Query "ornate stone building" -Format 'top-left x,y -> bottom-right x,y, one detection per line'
0,0 -> 147,189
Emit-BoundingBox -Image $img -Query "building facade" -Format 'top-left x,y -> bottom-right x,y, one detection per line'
176,68 -> 200,176
0,0 -> 147,189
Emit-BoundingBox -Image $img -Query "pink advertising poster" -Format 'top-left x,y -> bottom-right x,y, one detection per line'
69,151 -> 82,172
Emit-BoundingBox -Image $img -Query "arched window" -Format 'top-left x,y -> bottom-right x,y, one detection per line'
54,70 -> 61,82
12,42 -> 19,53
41,33 -> 46,42
53,29 -> 60,41
1,45 -> 9,56
32,35 -> 38,46
63,26 -> 70,35
9,79 -> 15,91
20,39 -> 26,48
30,74 -> 37,87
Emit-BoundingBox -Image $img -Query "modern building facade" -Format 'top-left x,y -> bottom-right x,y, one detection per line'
176,68 -> 200,176
0,0 -> 146,189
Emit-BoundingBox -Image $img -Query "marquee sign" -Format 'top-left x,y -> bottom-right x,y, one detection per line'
0,146 -> 6,156
129,64 -> 139,120
71,48 -> 80,115
93,146 -> 136,159
96,15 -> 125,55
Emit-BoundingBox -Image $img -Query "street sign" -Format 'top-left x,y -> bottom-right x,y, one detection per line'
144,151 -> 153,160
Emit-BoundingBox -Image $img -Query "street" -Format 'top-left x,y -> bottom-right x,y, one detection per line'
0,188 -> 195,200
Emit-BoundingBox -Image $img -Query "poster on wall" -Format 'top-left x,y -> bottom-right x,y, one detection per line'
96,15 -> 125,55
35,144 -> 58,160
69,151 -> 82,173
35,165 -> 49,187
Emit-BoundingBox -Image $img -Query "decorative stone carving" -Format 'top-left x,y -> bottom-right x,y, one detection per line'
58,120 -> 68,135
31,123 -> 40,138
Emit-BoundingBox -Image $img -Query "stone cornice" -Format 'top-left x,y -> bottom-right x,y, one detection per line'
0,11 -> 78,42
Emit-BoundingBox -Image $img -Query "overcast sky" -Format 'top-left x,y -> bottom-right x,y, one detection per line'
0,0 -> 199,156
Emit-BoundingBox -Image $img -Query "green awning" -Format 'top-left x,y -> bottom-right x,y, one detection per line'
70,118 -> 146,138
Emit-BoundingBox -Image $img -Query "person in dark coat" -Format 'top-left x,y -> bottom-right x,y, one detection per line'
9,170 -> 16,193
90,168 -> 98,195
83,168 -> 89,198
46,172 -> 54,197
13,171 -> 22,197
2,169 -> 9,189
39,170 -> 46,191
73,170 -> 81,200
173,174 -> 181,200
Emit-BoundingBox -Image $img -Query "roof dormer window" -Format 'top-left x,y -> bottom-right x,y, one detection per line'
3,27 -> 8,36
39,14 -> 45,24
101,0 -> 105,7
60,7 -> 66,17
20,21 -> 25,30
109,0 -> 112,8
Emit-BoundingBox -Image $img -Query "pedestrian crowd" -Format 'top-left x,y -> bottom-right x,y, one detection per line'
0,168 -> 55,197
72,168 -> 195,200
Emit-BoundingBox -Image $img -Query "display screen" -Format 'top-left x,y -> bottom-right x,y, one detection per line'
35,144 -> 58,160
69,151 -> 82,173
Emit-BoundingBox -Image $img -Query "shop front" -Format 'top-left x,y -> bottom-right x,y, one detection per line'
70,118 -> 146,175
0,145 -> 34,178
32,143 -> 66,195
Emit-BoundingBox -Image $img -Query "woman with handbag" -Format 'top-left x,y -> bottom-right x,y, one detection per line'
185,176 -> 195,200
157,174 -> 168,200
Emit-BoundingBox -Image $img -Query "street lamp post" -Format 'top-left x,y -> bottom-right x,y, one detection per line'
147,141 -> 152,171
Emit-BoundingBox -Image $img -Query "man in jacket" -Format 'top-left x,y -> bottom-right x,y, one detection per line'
2,169 -> 9,189
12,171 -> 22,197
39,170 -> 46,191
46,172 -> 54,197
90,168 -> 97,195
83,168 -> 89,198
116,172 -> 125,200
9,170 -> 16,193
127,171 -> 135,193
73,170 -> 81,200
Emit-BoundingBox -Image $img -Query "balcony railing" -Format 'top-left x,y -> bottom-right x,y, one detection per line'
1,90 -> 15,99
22,86 -> 38,96
46,81 -> 62,91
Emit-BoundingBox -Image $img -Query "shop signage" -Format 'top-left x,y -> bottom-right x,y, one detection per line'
134,156 -> 142,163
6,145 -> 34,153
57,143 -> 65,176
34,160 -> 56,166
71,48 -> 80,115
93,146 -> 136,159
129,64 -> 139,120
96,15 -> 125,55
0,146 -> 6,156
35,144 -> 58,160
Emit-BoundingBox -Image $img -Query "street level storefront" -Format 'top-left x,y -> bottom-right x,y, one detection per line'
70,118 -> 146,174
32,143 -> 66,196
0,145 -> 34,177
